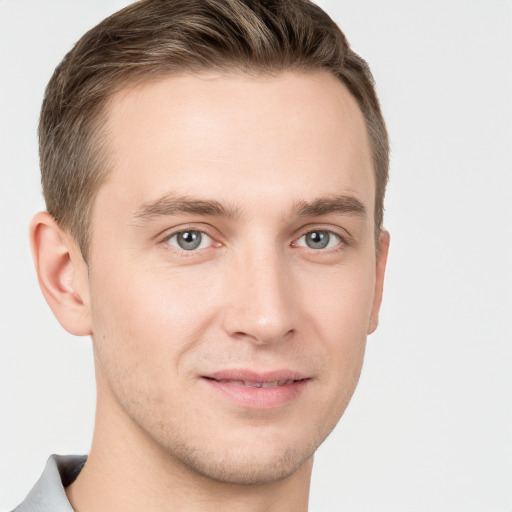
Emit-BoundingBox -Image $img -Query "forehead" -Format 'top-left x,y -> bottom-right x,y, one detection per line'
97,70 -> 374,222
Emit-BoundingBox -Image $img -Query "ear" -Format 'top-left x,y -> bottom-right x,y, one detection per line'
367,229 -> 390,334
30,211 -> 92,336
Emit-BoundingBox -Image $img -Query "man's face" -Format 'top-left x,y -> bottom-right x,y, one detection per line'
85,71 -> 387,484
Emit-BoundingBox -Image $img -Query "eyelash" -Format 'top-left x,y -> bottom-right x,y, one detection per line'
161,226 -> 219,256
160,226 -> 349,255
292,230 -> 345,252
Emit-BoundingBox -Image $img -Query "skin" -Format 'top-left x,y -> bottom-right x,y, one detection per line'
31,70 -> 389,512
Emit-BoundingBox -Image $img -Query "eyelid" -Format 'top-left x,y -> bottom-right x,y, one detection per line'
294,230 -> 341,250
166,230 -> 213,251
158,224 -> 222,252
157,222 -> 217,241
292,225 -> 352,249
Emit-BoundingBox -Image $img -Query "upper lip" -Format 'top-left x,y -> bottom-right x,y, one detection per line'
203,369 -> 309,383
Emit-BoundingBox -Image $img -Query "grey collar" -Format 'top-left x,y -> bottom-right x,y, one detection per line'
13,454 -> 87,512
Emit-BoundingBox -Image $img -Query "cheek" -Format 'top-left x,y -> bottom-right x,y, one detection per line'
298,261 -> 375,398
303,258 -> 376,338
88,261 -> 218,395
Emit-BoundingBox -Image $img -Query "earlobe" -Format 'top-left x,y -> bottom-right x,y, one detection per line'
30,211 -> 92,336
367,230 -> 390,334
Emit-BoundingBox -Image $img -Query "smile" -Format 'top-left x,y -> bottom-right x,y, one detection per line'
202,370 -> 310,409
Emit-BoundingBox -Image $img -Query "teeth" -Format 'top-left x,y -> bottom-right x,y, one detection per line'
240,381 -> 261,387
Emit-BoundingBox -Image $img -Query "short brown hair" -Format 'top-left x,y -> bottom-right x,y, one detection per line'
39,0 -> 389,260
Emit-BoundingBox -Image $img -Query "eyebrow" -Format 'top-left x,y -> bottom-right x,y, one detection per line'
292,194 -> 367,218
133,193 -> 240,223
132,192 -> 366,224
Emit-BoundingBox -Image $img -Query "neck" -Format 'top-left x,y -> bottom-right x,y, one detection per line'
66,385 -> 313,512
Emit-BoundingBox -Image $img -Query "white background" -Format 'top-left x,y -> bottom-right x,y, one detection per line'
0,1 -> 511,511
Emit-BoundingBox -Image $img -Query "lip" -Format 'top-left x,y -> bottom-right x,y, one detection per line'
201,369 -> 310,409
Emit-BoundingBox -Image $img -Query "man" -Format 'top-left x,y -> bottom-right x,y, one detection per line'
14,0 -> 389,510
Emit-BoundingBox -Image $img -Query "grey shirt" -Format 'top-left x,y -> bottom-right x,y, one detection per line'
12,455 -> 86,512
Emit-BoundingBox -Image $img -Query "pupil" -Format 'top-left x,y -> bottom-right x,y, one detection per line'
306,231 -> 329,249
178,231 -> 201,250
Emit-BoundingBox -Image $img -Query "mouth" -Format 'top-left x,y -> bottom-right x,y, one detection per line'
208,378 -> 300,388
201,370 -> 310,409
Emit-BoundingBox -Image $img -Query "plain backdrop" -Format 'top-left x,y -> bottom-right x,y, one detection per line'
1,1 -> 511,511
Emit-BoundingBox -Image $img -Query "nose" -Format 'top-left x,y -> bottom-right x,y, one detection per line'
221,248 -> 296,346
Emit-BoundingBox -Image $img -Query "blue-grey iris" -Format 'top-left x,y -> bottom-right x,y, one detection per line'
177,231 -> 202,250
305,231 -> 330,249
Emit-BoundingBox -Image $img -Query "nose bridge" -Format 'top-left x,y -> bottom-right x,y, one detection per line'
222,241 -> 295,344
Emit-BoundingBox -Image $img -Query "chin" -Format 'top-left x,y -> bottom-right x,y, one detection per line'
154,423 -> 326,486
176,444 -> 314,485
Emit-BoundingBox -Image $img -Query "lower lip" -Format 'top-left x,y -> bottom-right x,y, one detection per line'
202,378 -> 309,409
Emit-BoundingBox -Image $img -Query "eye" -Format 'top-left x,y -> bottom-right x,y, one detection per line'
295,230 -> 341,250
165,230 -> 212,251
